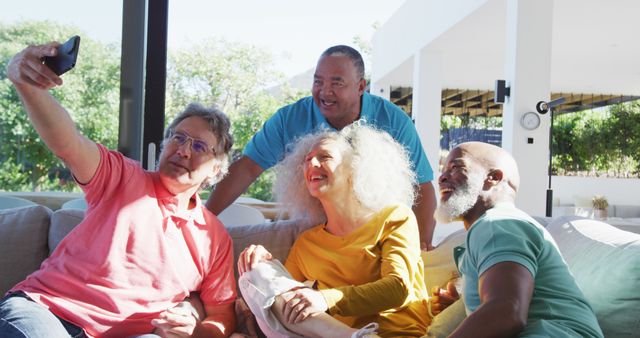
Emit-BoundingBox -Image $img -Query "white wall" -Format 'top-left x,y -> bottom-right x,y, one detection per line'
371,0 -> 488,83
552,176 -> 640,207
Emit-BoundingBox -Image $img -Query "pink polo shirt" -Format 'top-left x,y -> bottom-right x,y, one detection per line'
12,145 -> 236,337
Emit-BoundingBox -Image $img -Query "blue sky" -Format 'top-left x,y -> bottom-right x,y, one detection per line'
1,0 -> 405,77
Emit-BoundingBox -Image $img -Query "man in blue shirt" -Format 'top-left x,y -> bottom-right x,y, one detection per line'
206,45 -> 438,250
434,142 -> 602,337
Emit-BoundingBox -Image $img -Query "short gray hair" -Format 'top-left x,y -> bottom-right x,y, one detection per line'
320,45 -> 365,80
164,103 -> 233,188
273,124 -> 416,225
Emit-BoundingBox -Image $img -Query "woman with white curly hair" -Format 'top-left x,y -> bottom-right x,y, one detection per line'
237,124 -> 431,338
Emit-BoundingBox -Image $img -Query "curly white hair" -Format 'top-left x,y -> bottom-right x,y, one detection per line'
273,123 -> 417,225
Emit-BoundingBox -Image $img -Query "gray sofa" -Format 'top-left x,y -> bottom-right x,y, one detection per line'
0,205 -> 305,296
1,205 -> 639,337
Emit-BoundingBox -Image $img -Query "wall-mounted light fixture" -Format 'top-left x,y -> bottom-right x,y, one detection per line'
494,79 -> 511,103
535,97 -> 566,114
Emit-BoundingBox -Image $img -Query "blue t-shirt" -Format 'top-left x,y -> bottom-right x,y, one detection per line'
244,92 -> 433,183
454,203 -> 603,338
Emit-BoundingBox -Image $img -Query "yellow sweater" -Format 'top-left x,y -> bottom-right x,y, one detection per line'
285,204 -> 430,337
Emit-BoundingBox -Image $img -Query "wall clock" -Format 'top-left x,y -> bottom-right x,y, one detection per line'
521,111 -> 541,130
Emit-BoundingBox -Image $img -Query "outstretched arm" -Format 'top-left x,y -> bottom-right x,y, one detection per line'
6,43 -> 100,184
449,262 -> 534,338
205,156 -> 264,215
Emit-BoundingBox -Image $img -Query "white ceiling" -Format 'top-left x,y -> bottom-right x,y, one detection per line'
382,0 -> 640,95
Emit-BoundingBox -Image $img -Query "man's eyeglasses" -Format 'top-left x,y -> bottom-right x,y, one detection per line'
169,131 -> 216,156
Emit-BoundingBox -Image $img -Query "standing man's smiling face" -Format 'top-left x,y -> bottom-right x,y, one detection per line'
311,54 -> 366,130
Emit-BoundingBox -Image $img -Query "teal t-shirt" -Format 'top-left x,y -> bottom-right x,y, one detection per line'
243,92 -> 433,183
454,203 -> 603,338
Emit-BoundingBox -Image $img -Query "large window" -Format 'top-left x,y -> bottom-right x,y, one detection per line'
165,1 -> 402,200
0,1 -> 122,192
1,0 -> 403,198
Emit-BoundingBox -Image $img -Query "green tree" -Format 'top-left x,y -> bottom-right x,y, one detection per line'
165,38 -> 284,120
0,21 -> 120,191
608,101 -> 640,175
440,115 -> 502,131
165,38 -> 310,201
229,86 -> 307,201
551,101 -> 640,177
552,113 -> 584,173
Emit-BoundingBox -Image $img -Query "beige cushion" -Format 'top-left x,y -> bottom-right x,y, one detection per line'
226,219 -> 313,278
0,205 -> 52,295
422,229 -> 466,292
547,216 -> 640,337
420,229 -> 467,338
49,209 -> 84,255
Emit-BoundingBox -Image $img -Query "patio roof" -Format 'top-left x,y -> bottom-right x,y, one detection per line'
390,88 -> 640,117
371,0 -> 640,216
373,0 -> 640,97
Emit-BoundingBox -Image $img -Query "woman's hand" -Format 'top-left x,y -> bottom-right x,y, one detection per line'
280,286 -> 328,324
237,244 -> 273,275
429,280 -> 460,316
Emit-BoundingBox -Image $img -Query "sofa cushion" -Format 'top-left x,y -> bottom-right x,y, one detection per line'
49,209 -> 84,255
226,219 -> 313,277
0,205 -> 52,295
422,229 -> 466,292
419,229 -> 467,337
613,204 -> 640,218
547,216 -> 640,337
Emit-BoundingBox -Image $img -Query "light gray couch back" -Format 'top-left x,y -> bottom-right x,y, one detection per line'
0,205 -> 309,295
0,205 -> 52,295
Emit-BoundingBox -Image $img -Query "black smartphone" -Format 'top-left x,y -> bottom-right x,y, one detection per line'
43,35 -> 81,76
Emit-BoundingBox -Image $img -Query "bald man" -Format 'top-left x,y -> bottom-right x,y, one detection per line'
434,142 -> 603,337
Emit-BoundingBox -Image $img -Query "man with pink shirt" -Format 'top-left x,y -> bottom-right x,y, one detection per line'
0,42 -> 237,337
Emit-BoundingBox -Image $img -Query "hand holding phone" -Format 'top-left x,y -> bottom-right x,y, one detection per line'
43,35 -> 80,76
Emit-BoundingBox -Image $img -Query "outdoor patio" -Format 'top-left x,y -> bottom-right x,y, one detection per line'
370,0 -> 640,218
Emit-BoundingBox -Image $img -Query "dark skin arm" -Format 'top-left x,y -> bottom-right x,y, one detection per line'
205,156 -> 264,215
415,181 -> 437,251
449,262 -> 534,338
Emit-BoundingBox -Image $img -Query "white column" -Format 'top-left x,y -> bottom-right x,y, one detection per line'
502,0 -> 554,216
370,82 -> 391,101
412,49 -> 442,177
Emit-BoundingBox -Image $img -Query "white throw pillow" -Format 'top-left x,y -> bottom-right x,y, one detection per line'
226,219 -> 313,279
547,216 -> 640,337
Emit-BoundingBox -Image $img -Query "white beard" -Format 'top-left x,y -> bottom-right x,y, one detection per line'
435,173 -> 484,223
